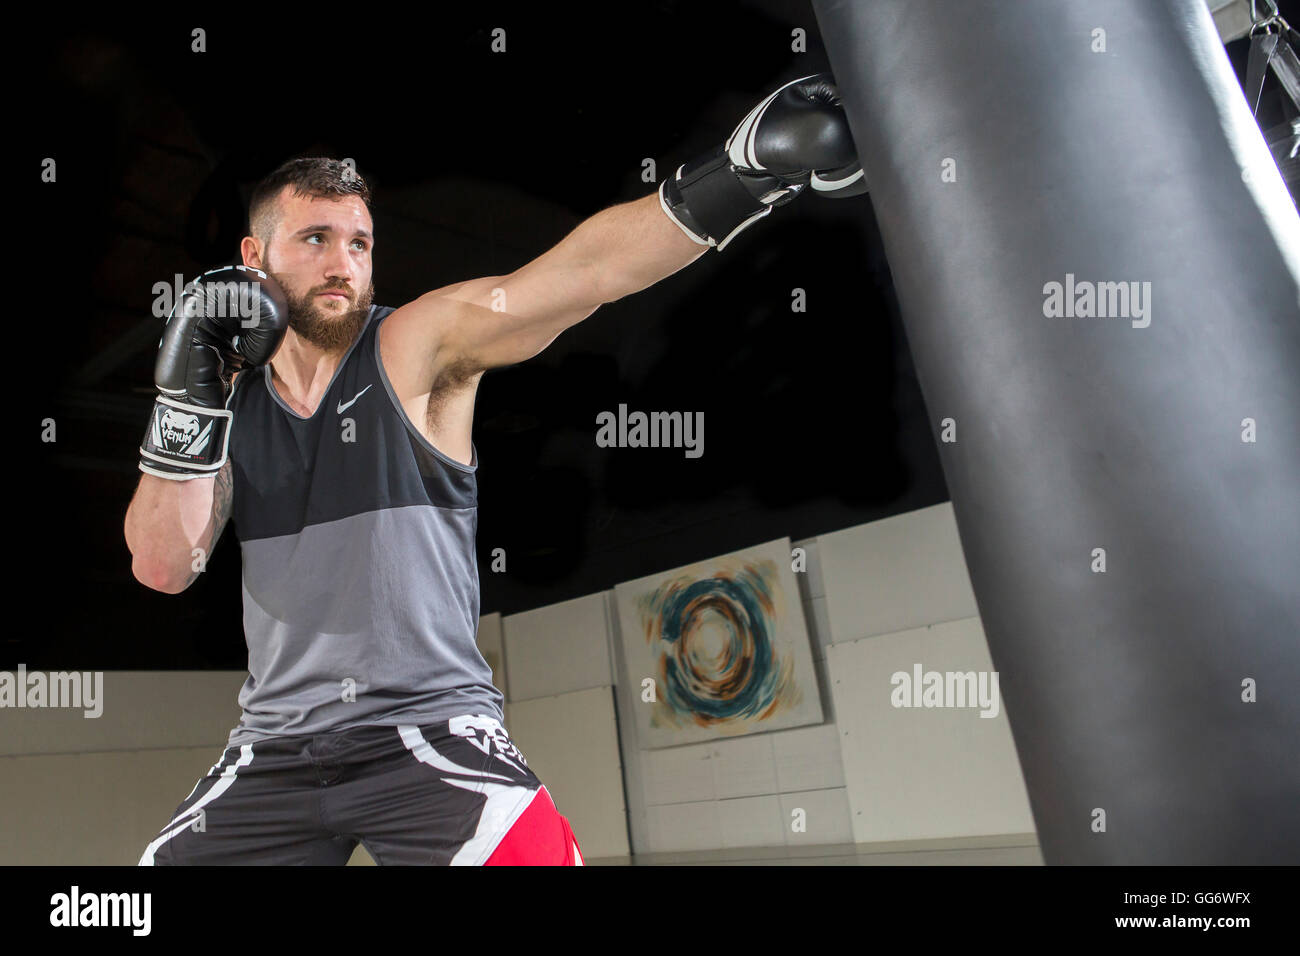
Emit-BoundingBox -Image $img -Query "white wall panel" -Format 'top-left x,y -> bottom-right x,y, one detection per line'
708,735 -> 778,800
0,671 -> 245,756
718,795 -> 785,849
502,592 -> 611,701
645,800 -> 721,854
826,617 -> 1035,843
820,503 -> 979,643
772,723 -> 846,792
780,788 -> 854,846
641,742 -> 716,806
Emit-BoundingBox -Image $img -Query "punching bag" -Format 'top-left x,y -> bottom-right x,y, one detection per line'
811,0 -> 1300,863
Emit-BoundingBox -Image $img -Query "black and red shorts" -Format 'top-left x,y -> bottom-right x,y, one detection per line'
138,714 -> 583,866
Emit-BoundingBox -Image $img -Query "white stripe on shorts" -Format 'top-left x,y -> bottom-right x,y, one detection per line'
397,724 -> 536,865
137,744 -> 255,865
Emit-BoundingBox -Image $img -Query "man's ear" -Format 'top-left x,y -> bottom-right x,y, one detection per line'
240,235 -> 265,270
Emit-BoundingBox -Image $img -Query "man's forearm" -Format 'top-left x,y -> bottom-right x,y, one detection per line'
572,191 -> 709,305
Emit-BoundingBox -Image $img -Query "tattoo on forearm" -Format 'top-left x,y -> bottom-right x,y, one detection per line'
210,461 -> 234,547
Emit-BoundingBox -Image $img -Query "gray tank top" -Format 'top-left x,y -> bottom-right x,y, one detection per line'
222,305 -> 504,748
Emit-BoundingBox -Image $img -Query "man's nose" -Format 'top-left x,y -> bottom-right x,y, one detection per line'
324,246 -> 355,285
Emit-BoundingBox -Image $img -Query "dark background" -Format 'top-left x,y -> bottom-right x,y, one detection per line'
15,2 -> 1296,669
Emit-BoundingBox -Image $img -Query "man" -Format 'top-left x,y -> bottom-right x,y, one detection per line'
124,73 -> 865,865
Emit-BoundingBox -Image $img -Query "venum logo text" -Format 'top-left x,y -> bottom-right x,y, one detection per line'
160,409 -> 201,450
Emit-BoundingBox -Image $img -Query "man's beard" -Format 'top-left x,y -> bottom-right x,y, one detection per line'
269,267 -> 375,352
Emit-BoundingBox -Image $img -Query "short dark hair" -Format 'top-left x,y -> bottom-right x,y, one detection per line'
248,157 -> 372,245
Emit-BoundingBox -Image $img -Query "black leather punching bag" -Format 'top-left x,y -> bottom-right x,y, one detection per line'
811,0 -> 1300,863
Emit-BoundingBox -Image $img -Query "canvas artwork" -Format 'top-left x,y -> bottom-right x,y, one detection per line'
614,537 -> 823,749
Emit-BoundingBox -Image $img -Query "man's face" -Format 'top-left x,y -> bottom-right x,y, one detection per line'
253,187 -> 376,351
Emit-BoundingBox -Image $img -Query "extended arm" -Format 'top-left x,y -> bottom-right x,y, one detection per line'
419,191 -> 707,373
387,73 -> 864,387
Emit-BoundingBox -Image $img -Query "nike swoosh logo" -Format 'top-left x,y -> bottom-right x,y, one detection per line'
336,384 -> 373,414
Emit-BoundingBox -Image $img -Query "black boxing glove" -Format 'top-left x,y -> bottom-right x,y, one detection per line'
659,73 -> 867,251
139,265 -> 289,480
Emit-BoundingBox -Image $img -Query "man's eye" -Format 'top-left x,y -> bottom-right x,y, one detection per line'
307,234 -> 323,243
352,240 -> 368,251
